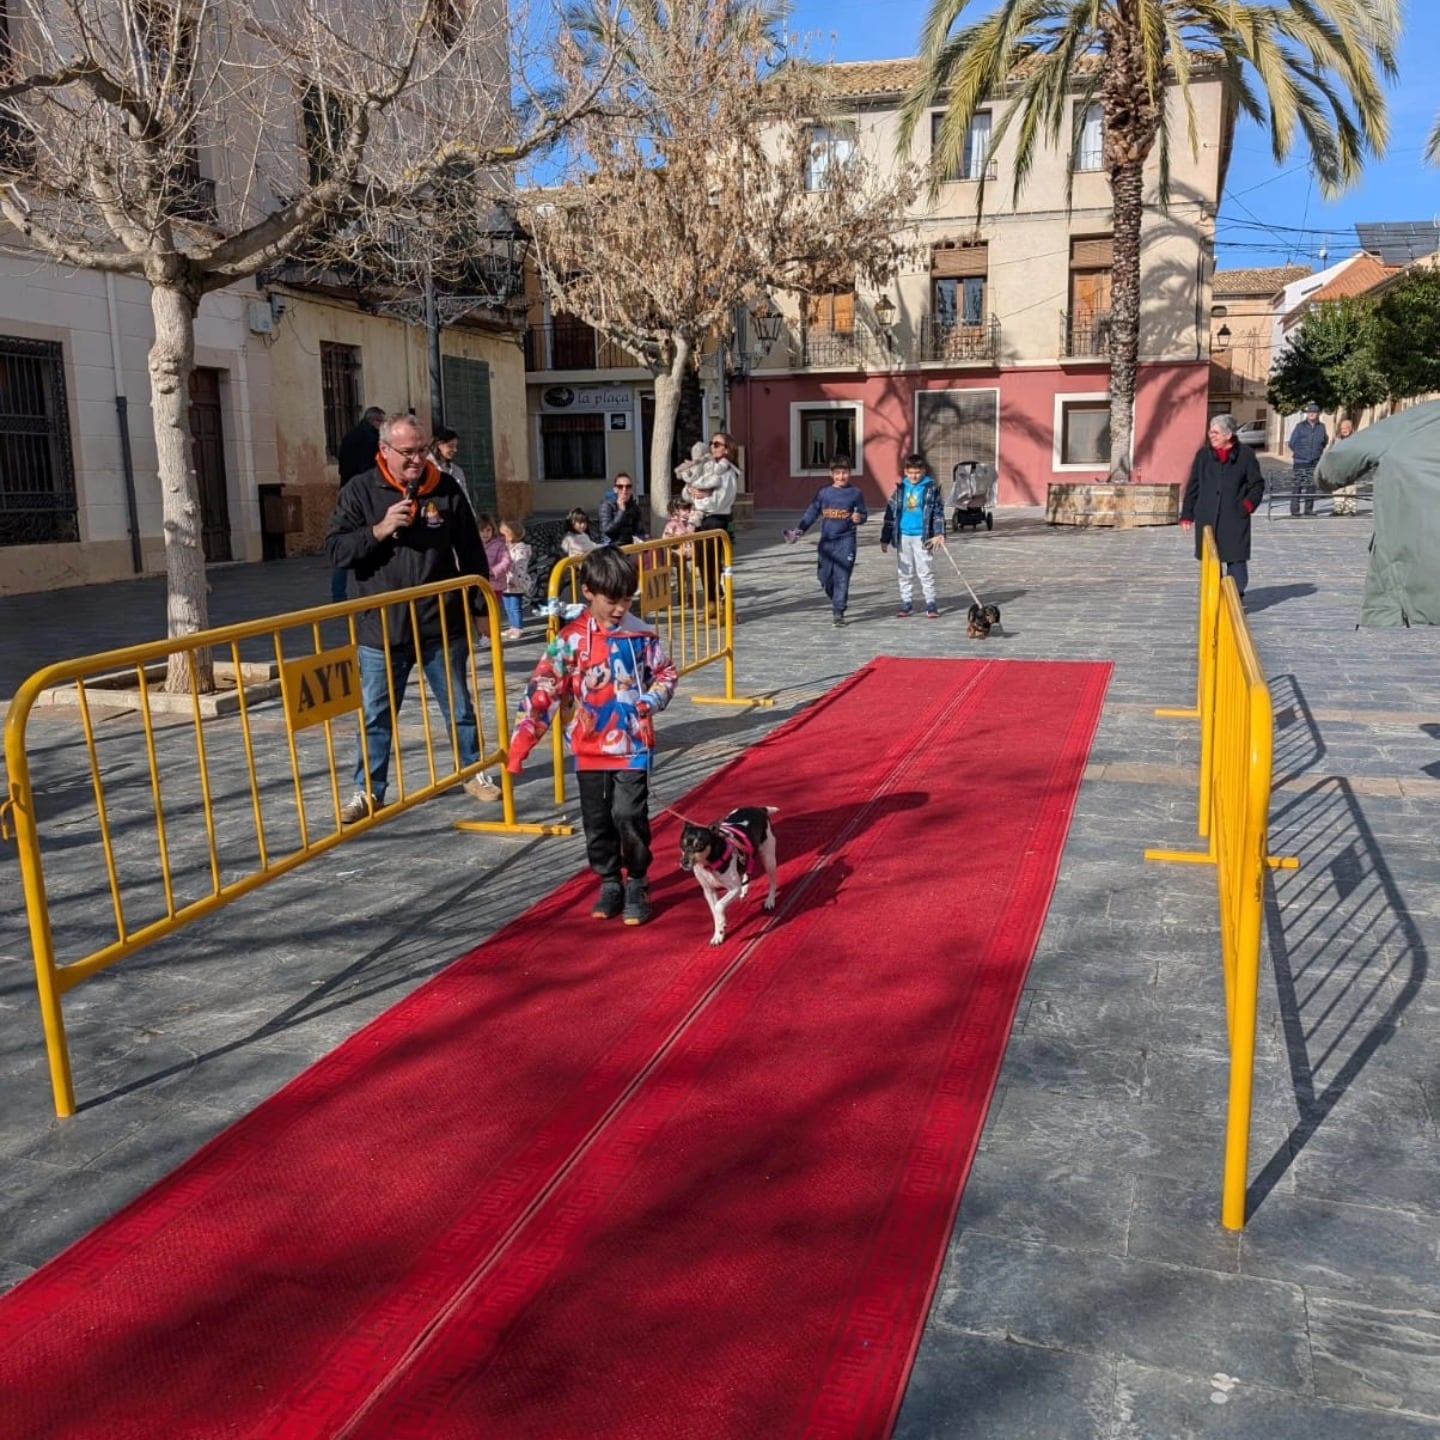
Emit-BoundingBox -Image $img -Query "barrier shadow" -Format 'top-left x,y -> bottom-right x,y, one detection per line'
1268,672 -> 1325,787
1244,677 -> 1428,1215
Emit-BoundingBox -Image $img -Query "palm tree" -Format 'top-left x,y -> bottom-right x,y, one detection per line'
1427,110 -> 1439,164
899,1 -> 1401,479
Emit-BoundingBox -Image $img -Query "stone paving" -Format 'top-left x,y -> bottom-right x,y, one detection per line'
1,501 -> 1438,1438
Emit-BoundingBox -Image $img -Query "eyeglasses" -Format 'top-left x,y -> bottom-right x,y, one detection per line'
614,483 -> 632,490
709,440 -> 726,449
384,443 -> 428,460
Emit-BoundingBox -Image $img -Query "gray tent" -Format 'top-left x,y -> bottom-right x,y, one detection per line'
1317,400 -> 1440,626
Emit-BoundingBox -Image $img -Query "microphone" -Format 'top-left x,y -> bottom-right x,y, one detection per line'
402,476 -> 422,526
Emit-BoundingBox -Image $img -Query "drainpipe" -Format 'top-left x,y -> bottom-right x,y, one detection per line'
105,274 -> 144,573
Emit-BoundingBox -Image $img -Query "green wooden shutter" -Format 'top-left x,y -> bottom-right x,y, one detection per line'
441,356 -> 496,517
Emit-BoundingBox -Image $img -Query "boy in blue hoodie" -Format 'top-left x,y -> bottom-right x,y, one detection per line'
783,455 -> 868,626
879,452 -> 946,618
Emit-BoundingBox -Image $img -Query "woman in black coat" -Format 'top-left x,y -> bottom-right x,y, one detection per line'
597,473 -> 648,547
1181,414 -> 1265,597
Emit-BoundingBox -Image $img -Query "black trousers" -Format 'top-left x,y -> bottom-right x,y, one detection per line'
578,769 -> 652,880
695,512 -> 732,601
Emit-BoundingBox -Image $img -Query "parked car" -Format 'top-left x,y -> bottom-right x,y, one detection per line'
1236,420 -> 1268,449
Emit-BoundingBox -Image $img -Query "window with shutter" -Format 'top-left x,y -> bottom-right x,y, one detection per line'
806,292 -> 856,335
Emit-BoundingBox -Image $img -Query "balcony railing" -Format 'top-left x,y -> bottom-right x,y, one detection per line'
799,331 -> 866,368
525,322 -> 638,372
917,314 -> 1000,364
1061,310 -> 1111,359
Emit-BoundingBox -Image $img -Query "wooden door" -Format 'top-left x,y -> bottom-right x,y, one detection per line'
1070,269 -> 1112,321
188,367 -> 232,562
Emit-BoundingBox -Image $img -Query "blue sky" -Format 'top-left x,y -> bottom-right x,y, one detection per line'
783,0 -> 1440,273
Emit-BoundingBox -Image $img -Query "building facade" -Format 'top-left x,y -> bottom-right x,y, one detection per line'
0,256 -> 277,596
1207,265 -> 1311,445
730,59 -> 1236,510
1,0 -> 527,594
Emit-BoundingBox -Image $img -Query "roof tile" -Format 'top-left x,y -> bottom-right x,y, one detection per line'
1212,266 -> 1310,297
1309,254 -> 1403,302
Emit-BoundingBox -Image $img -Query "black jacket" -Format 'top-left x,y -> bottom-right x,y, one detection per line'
337,420 -> 381,484
1182,442 -> 1265,563
324,465 -> 490,650
598,495 -> 648,546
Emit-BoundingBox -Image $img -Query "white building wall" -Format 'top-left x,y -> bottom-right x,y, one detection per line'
0,256 -> 274,593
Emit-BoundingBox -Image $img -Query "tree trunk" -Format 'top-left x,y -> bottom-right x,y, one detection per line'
1102,18 -> 1160,484
150,281 -> 215,693
1107,156 -> 1144,481
648,335 -> 691,531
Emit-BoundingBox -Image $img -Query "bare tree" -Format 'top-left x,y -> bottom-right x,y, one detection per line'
0,0 -> 596,689
521,0 -> 917,523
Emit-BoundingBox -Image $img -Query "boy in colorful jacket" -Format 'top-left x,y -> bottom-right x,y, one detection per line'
879,452 -> 946,618
507,547 -> 678,925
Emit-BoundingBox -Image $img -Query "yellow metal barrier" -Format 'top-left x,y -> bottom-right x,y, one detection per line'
536,530 -> 774,807
1154,528 -> 1224,837
2,577 -> 566,1118
1146,549 -> 1299,1229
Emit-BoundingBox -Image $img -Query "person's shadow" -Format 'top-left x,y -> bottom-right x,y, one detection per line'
1242,583 -> 1317,613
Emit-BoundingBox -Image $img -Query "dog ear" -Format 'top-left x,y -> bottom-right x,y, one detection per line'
983,604 -> 1000,626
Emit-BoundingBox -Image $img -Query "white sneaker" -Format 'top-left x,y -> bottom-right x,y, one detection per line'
340,791 -> 376,824
464,774 -> 503,803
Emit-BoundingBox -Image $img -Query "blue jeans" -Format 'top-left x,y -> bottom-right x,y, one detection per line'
331,568 -> 349,604
502,594 -> 524,630
354,642 -> 480,799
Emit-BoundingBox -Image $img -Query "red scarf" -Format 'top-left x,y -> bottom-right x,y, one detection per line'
376,451 -> 443,497
1211,441 -> 1234,461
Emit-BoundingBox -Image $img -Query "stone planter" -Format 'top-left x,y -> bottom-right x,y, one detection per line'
1046,481 -> 1180,528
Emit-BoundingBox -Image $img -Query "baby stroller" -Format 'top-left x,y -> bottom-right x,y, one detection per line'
949,460 -> 997,532
524,516 -> 570,614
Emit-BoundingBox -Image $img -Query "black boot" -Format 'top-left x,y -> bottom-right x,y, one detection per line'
622,876 -> 652,926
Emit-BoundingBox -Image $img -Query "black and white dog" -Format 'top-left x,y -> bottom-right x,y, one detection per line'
677,806 -> 779,946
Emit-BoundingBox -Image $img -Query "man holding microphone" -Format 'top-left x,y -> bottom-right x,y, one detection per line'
325,412 -> 499,823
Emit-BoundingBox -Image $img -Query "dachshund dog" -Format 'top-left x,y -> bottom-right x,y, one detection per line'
967,602 -> 1002,639
677,806 -> 779,946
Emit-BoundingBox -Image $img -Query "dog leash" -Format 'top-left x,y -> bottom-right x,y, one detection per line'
936,542 -> 987,613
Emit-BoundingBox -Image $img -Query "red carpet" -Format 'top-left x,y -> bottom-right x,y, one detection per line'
0,658 -> 1108,1439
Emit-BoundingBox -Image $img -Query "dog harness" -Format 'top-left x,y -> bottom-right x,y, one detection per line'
714,822 -> 757,876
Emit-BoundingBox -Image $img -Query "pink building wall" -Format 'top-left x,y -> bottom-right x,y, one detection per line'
733,361 -> 1211,509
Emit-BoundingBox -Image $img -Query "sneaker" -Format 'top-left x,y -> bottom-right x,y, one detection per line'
926,604 -> 939,618
504,628 -> 523,641
592,879 -> 625,920
463,774 -> 502,803
832,614 -> 846,627
622,877 -> 652,926
897,605 -> 912,618
340,791 -> 376,825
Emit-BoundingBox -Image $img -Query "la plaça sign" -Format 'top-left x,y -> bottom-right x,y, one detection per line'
540,385 -> 634,414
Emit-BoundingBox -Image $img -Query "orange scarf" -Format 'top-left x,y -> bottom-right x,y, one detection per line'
377,451 -> 443,497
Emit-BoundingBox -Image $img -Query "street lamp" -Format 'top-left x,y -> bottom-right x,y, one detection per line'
751,296 -> 783,356
874,293 -> 897,352
1212,323 -> 1231,351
